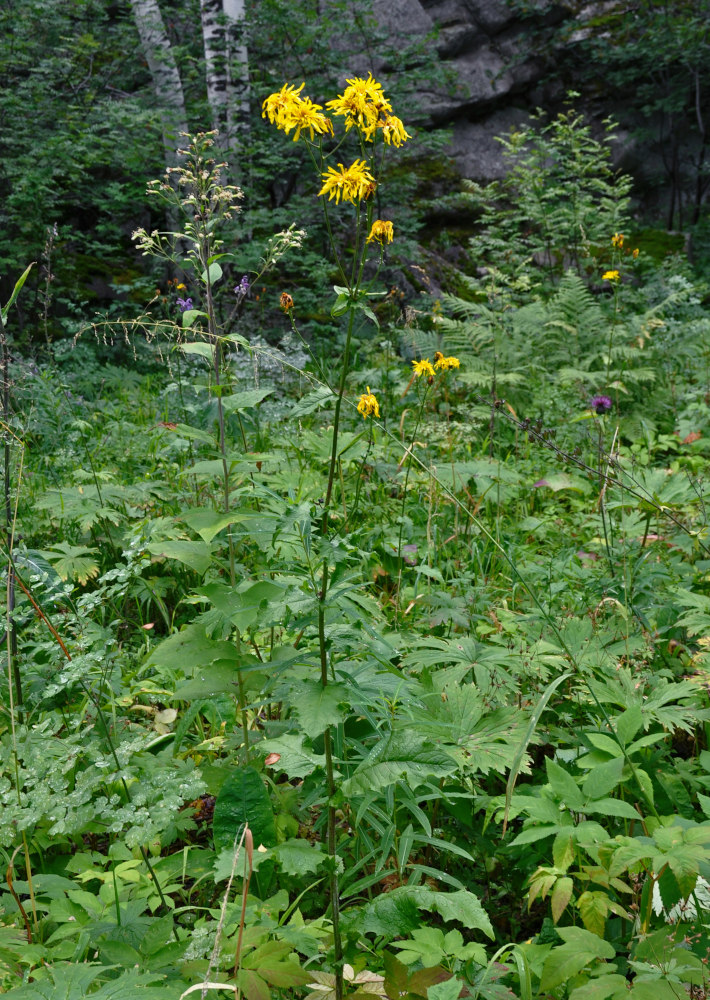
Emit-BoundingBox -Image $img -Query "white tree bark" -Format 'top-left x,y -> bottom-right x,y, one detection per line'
200,0 -> 250,172
130,0 -> 189,166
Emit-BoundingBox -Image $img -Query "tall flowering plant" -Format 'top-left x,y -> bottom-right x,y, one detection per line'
263,72 -> 410,999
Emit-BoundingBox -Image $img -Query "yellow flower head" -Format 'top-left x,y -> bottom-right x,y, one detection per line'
282,95 -> 333,142
379,115 -> 410,147
433,352 -> 460,372
602,270 -> 620,282
262,82 -> 332,142
326,73 -> 391,131
262,82 -> 305,126
632,248 -> 639,259
611,232 -> 624,248
318,160 -> 375,204
412,358 -> 435,378
357,386 -> 380,419
367,220 -> 394,245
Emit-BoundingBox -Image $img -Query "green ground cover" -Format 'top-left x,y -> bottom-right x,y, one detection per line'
3,82 -> 710,1000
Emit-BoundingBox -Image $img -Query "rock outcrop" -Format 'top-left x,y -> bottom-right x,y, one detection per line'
375,0 -> 549,182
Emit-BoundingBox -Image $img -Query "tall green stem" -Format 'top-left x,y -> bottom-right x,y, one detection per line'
395,384 -> 430,627
316,303 -> 358,1000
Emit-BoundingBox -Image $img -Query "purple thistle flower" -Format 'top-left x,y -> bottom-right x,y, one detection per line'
590,395 -> 612,414
234,275 -> 250,299
177,297 -> 193,312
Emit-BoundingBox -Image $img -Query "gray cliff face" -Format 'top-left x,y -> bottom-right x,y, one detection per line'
369,0 -> 702,228
373,0 -> 552,182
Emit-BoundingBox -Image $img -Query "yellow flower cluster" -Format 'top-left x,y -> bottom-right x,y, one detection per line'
367,220 -> 394,245
263,74 -> 410,208
263,74 -> 410,150
326,73 -> 410,148
357,386 -> 380,419
412,355 -> 460,378
602,270 -> 620,282
261,82 -> 333,142
412,358 -> 435,378
327,73 -> 388,129
434,352 -> 460,371
374,115 -> 410,148
319,160 -> 375,204
611,233 -> 639,258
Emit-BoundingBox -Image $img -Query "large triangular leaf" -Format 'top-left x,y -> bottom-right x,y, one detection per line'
341,731 -> 456,797
221,388 -> 273,412
292,680 -> 350,736
258,734 -> 326,779
145,540 -> 213,575
147,623 -> 239,672
180,507 -> 244,542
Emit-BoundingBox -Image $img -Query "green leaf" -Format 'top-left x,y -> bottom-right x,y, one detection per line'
627,983 -> 686,1000
237,970 -> 270,1000
635,768 -> 654,809
272,839 -> 325,876
145,539 -> 213,575
353,891 -> 422,939
510,824 -> 568,846
179,339 -> 214,358
289,386 -> 335,417
577,890 -> 608,936
213,767 -> 276,852
1,965 -> 167,999
582,757 -> 624,800
40,542 -> 100,585
2,262 -> 34,323
553,832 -> 575,871
359,303 -> 380,328
201,261 -> 223,285
259,734 -> 326,779
341,731 -> 456,797
546,758 -> 585,810
172,661 -> 246,701
181,310 -> 208,329
147,622 -> 235,668
332,294 -> 350,317
615,706 -> 643,746
504,672 -> 571,831
180,507 -> 242,543
427,978 -> 462,1000
99,940 -> 141,965
414,888 -> 494,938
550,876 -> 574,924
533,472 -> 590,493
175,422 -> 216,445
221,388 -> 273,412
539,927 -> 614,992
568,974 -> 628,1000
585,797 -> 639,820
292,680 -> 350,736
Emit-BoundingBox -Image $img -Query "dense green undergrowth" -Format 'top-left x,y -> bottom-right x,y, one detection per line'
4,99 -> 710,1000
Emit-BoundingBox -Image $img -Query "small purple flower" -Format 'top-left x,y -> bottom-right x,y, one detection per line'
177,297 -> 193,312
590,395 -> 612,414
234,275 -> 250,300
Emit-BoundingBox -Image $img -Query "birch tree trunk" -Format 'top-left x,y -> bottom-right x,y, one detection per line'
200,0 -> 250,175
130,0 -> 189,167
